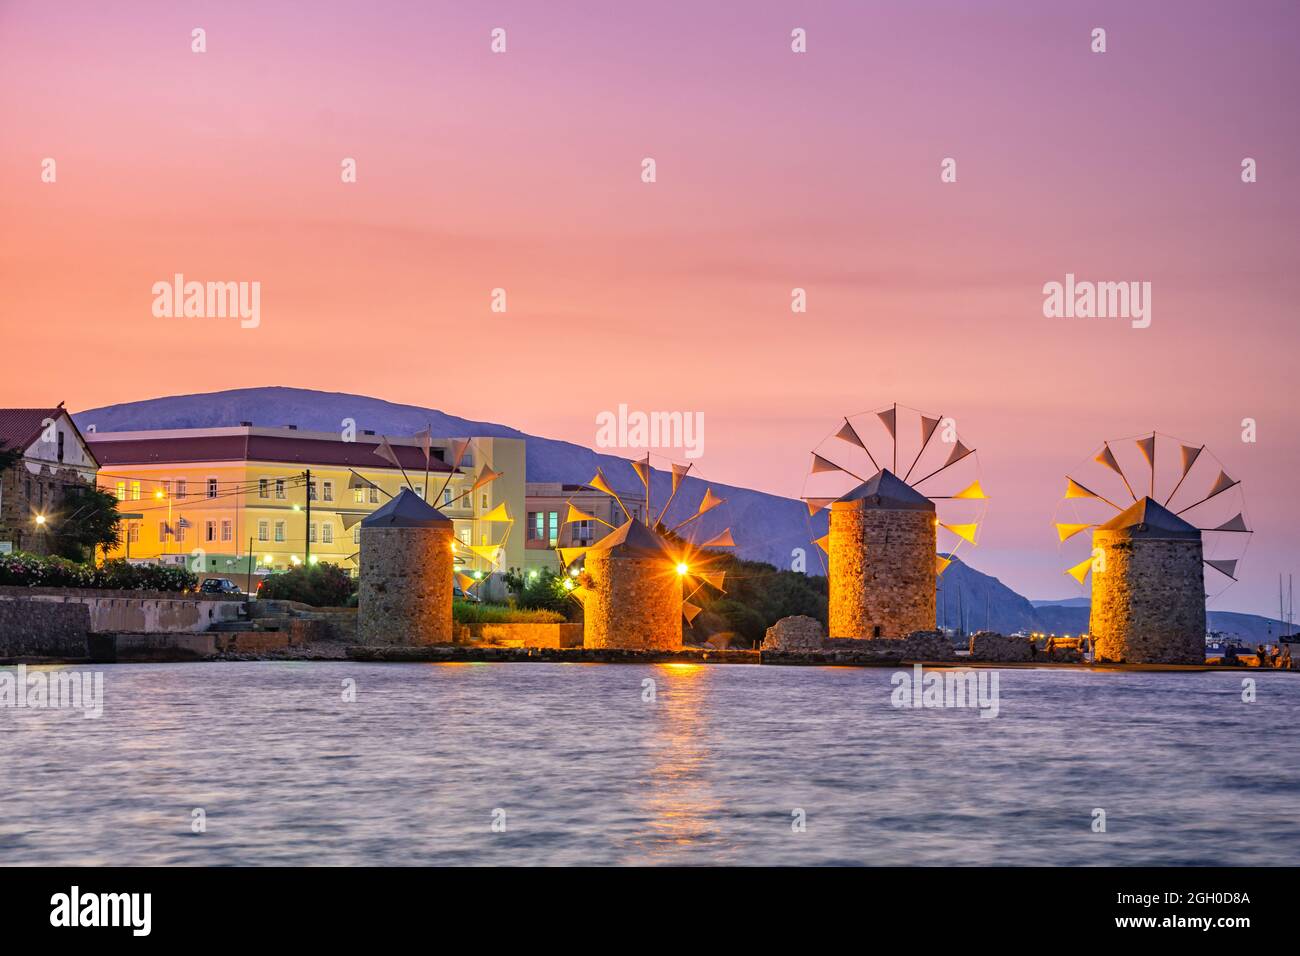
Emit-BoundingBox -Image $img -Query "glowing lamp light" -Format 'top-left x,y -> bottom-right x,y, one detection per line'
292,504 -> 301,512
263,555 -> 273,564
569,566 -> 579,578
676,562 -> 689,576
562,578 -> 575,591
309,555 -> 319,565
154,490 -> 164,499
34,514 -> 46,526
290,555 -> 301,565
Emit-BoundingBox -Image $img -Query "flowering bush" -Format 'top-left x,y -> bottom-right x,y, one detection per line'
257,562 -> 356,607
0,553 -> 197,592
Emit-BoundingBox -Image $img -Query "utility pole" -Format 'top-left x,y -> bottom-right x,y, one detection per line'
304,468 -> 312,564
247,536 -> 254,592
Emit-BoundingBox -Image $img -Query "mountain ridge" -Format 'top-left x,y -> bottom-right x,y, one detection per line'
75,387 -> 1285,641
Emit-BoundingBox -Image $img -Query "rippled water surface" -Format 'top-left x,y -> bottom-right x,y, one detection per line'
2,662 -> 1298,865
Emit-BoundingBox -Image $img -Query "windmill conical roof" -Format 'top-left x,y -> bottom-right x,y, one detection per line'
1097,497 -> 1200,539
588,518 -> 674,558
832,469 -> 935,512
361,487 -> 452,529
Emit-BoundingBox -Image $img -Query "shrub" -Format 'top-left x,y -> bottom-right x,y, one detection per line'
0,553 -> 197,591
502,567 -> 572,613
453,601 -> 565,625
257,562 -> 356,607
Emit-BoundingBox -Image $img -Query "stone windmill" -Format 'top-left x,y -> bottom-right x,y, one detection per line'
802,403 -> 987,639
557,458 -> 735,650
1056,432 -> 1251,663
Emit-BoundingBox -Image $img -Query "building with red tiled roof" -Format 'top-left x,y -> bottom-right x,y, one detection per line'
85,423 -> 524,577
0,404 -> 101,556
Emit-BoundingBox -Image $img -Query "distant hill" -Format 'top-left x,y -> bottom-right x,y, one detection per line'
76,387 -> 1286,642
75,386 -> 820,570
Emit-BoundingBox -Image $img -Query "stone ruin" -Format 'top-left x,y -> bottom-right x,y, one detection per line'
760,615 -> 825,652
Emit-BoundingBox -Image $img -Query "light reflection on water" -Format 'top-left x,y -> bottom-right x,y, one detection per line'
2,661 -> 1297,866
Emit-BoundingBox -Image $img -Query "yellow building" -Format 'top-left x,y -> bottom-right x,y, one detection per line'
88,425 -> 525,580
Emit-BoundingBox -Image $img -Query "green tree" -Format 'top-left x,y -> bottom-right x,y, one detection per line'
50,484 -> 122,562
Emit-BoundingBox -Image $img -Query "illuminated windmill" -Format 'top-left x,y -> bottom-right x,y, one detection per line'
557,457 -> 735,650
1055,432 -> 1251,664
341,433 -> 514,600
802,403 -> 987,639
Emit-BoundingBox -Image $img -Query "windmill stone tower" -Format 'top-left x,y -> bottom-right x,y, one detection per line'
580,519 -> 683,651
358,487 -> 455,645
828,470 -> 937,639
1089,498 -> 1206,664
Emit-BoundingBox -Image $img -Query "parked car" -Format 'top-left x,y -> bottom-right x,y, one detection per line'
200,577 -> 244,596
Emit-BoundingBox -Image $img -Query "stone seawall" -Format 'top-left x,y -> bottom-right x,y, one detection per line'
463,622 -> 584,648
0,586 -> 243,634
0,599 -> 90,660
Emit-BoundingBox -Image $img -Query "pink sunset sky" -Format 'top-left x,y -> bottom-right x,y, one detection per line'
2,1 -> 1297,615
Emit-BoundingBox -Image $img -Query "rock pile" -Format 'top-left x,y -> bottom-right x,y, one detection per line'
761,615 -> 826,652
968,631 -> 1034,662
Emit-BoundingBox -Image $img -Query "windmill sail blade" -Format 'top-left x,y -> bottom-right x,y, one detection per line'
939,522 -> 978,545
1055,522 -> 1093,542
414,427 -> 432,464
952,480 -> 986,500
834,419 -> 868,451
670,488 -> 725,533
1065,477 -> 1121,509
631,455 -> 651,496
1135,435 -> 1155,468
480,503 -> 511,523
813,533 -> 829,555
935,555 -> 952,575
670,461 -> 691,494
1207,470 -> 1238,498
1066,556 -> 1094,585
877,407 -> 896,438
698,571 -> 727,592
944,441 -> 973,468
1095,443 -> 1137,501
811,453 -> 846,475
1095,444 -> 1124,476
1179,444 -> 1204,477
339,512 -> 367,531
682,602 -> 703,624
1204,558 -> 1238,580
1176,470 -> 1240,516
804,497 -> 836,515
902,414 -> 943,482
557,546 -> 589,567
373,436 -> 402,469
699,528 -> 735,548
1209,513 -> 1250,533
471,465 -> 503,492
